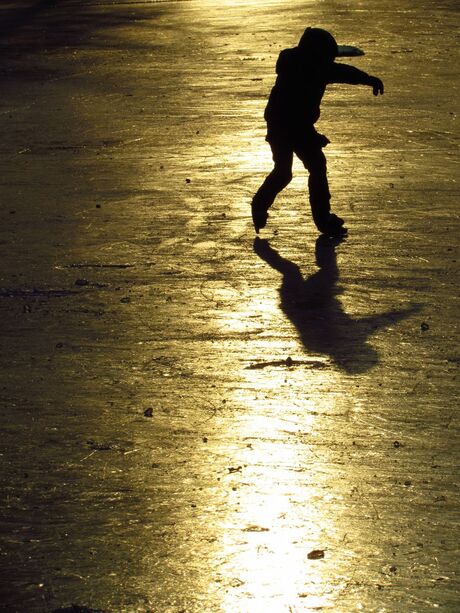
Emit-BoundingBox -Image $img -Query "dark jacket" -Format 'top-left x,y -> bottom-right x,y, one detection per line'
265,47 -> 374,133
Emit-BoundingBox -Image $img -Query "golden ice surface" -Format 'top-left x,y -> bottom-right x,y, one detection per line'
0,0 -> 458,611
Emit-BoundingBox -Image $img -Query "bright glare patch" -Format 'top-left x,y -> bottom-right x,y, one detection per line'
225,128 -> 272,174
198,0 -> 278,7
214,406 -> 339,613
212,372 -> 345,610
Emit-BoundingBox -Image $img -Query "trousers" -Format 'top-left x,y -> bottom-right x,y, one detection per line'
252,129 -> 331,228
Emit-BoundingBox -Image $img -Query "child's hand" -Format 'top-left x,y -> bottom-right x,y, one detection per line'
369,76 -> 384,96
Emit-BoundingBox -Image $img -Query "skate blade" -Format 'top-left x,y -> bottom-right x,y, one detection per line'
251,210 -> 268,234
320,226 -> 348,238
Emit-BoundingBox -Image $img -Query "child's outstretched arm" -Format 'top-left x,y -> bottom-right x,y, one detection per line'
329,63 -> 384,95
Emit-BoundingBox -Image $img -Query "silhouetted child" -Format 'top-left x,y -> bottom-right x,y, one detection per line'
252,27 -> 384,236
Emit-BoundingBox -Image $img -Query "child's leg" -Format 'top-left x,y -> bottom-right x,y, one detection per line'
251,142 -> 293,232
294,144 -> 330,225
295,144 -> 345,234
253,145 -> 293,209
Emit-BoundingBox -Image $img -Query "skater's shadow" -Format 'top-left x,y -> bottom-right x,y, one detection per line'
253,236 -> 420,374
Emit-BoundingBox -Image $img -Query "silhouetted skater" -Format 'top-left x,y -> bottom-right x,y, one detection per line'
251,27 -> 384,236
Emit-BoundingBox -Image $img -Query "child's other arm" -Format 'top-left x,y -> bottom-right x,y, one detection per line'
329,63 -> 384,95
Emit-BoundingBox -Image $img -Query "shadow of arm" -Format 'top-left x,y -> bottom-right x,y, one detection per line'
359,303 -> 423,333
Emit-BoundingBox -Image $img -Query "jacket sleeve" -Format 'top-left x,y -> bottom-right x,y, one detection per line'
275,49 -> 292,74
328,62 -> 373,85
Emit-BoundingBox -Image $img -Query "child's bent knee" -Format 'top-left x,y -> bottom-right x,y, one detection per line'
273,167 -> 292,185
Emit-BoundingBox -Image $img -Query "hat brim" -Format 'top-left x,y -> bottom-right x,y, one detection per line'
337,45 -> 365,57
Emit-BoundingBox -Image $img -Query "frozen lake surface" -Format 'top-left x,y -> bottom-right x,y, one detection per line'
0,0 -> 458,611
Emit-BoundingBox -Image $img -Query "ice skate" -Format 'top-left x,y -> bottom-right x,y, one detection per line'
317,213 -> 347,237
251,202 -> 269,234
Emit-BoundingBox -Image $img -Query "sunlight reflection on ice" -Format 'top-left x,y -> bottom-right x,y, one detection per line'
215,436 -> 344,609
212,369 -> 347,610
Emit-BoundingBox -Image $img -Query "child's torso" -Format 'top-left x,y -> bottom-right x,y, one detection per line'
265,47 -> 328,126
